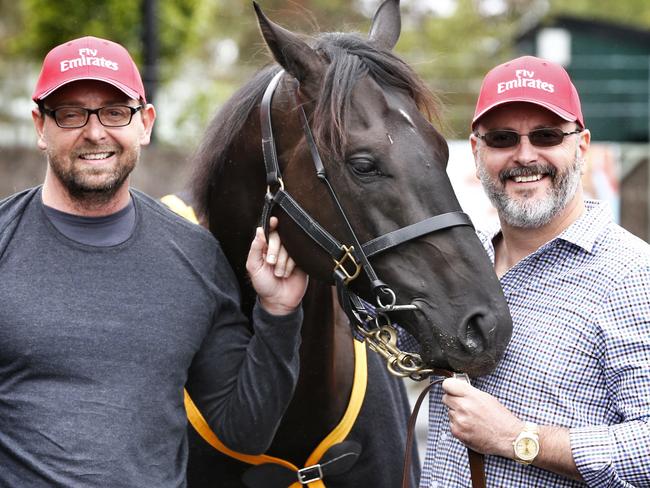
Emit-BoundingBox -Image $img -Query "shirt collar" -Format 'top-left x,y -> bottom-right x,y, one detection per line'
556,199 -> 612,253
479,199 -> 613,258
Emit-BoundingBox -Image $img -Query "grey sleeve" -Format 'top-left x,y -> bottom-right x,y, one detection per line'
185,269 -> 303,454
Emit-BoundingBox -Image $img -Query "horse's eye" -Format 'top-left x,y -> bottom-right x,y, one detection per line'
349,158 -> 383,177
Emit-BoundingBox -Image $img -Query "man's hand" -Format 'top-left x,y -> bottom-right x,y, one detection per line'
442,377 -> 523,458
246,217 -> 308,315
442,378 -> 582,479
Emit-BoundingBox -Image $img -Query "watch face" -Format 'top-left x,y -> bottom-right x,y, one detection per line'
515,436 -> 539,461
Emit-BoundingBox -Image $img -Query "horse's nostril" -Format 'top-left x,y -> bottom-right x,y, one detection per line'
463,314 -> 491,354
465,325 -> 481,352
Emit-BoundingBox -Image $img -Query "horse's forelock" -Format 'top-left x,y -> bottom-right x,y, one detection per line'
311,33 -> 444,162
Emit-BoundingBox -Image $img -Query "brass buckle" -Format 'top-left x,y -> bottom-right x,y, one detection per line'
333,245 -> 362,284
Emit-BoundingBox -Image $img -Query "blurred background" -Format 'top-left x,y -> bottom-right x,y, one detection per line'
3,0 -> 650,462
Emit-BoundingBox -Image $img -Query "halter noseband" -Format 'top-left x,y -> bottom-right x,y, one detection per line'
259,70 -> 472,378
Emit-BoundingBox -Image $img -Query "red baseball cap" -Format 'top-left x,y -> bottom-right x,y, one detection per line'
472,56 -> 583,130
32,36 -> 146,103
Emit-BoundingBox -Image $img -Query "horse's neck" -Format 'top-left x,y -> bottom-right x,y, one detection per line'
300,283 -> 354,401
295,281 -> 355,411
267,280 -> 356,461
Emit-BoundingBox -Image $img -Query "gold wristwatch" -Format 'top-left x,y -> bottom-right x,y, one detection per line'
513,422 -> 540,465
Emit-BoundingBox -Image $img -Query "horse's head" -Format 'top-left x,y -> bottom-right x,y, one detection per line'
250,0 -> 512,377
189,0 -> 510,377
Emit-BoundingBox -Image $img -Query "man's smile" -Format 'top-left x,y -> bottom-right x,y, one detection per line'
79,152 -> 114,161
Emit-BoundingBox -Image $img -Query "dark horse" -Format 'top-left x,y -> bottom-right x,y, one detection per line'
184,1 -> 512,486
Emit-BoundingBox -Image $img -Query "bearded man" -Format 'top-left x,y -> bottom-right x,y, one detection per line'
418,56 -> 650,488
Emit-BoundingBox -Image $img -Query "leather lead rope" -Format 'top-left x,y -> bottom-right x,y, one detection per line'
467,449 -> 487,488
401,374 -> 486,488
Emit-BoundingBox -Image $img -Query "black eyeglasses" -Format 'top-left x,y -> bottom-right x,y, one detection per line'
42,105 -> 143,128
474,128 -> 583,148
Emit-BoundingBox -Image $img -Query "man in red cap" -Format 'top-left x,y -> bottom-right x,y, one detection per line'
0,36 -> 307,486
419,56 -> 650,487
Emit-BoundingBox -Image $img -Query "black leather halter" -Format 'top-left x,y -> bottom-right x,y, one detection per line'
260,70 -> 473,327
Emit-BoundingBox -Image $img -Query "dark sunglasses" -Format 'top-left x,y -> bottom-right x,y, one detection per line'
475,128 -> 583,148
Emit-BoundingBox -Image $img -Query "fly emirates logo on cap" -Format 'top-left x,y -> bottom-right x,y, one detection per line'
60,47 -> 119,72
497,69 -> 555,95
32,36 -> 146,103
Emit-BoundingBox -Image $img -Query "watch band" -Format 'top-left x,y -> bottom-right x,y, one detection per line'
523,422 -> 539,434
513,422 -> 540,465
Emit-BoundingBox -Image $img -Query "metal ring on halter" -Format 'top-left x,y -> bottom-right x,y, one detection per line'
388,360 -> 411,378
376,288 -> 396,309
395,352 -> 424,373
266,177 -> 285,196
374,288 -> 420,313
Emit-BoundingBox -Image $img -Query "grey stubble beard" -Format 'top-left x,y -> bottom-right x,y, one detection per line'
476,154 -> 583,229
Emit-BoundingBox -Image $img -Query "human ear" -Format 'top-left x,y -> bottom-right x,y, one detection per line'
576,129 -> 591,174
31,107 -> 48,151
469,133 -> 480,178
139,104 -> 156,146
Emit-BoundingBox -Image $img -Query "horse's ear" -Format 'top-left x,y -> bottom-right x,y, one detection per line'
253,2 -> 325,87
368,0 -> 401,51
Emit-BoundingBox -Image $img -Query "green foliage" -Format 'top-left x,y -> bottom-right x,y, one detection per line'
157,0 -> 213,63
395,0 -> 650,136
5,0 -> 207,67
10,0 -> 139,59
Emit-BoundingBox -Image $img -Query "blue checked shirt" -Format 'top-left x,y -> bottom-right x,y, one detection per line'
418,200 -> 650,487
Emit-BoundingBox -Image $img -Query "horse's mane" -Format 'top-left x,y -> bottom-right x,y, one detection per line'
190,32 -> 443,219
190,65 -> 281,220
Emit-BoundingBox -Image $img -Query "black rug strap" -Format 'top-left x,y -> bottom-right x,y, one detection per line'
242,441 -> 362,487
